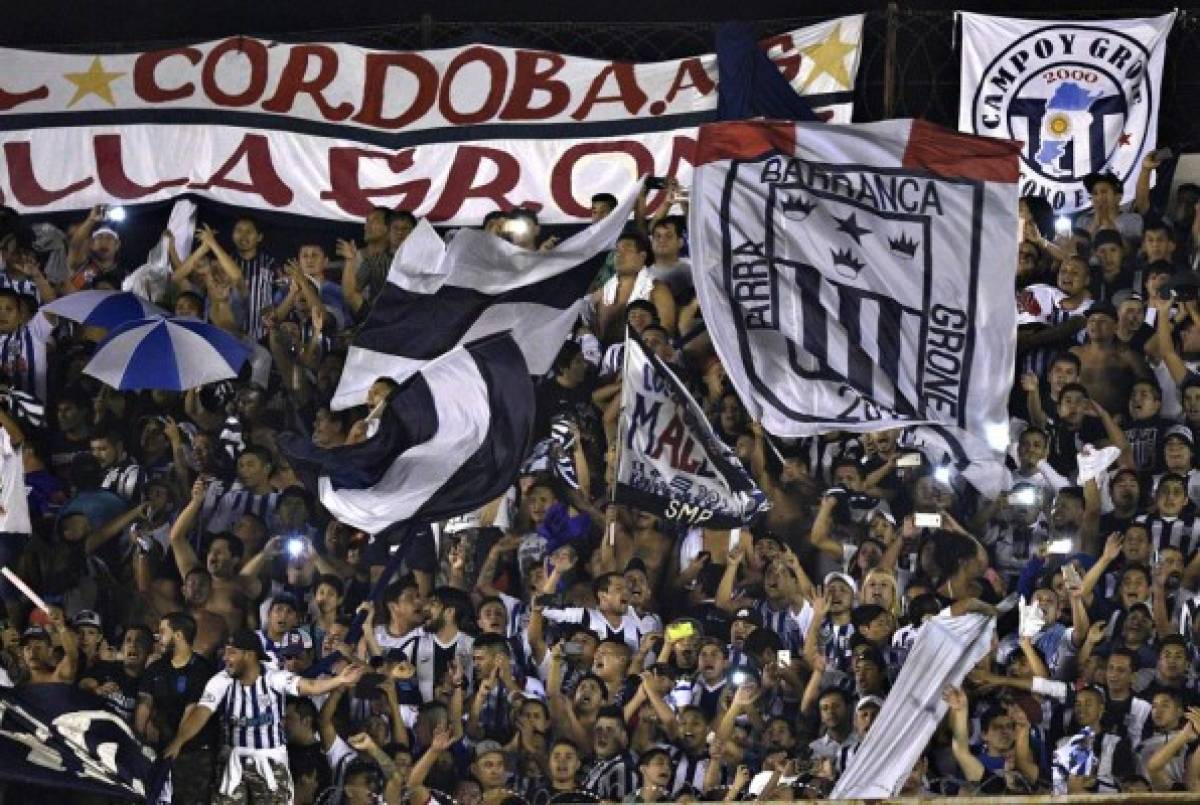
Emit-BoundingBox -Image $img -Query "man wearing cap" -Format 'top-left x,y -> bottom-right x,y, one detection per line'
1112,289 -> 1153,354
72,609 -> 106,677
256,592 -> 300,665
163,628 -> 364,805
19,608 -> 76,686
800,572 -> 858,674
66,204 -> 123,290
1078,171 -> 1143,244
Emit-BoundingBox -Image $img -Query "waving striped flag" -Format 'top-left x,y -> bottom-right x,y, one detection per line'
331,187 -> 638,411
284,332 -> 534,534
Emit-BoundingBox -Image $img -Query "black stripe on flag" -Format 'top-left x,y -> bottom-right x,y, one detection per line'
302,332 -> 534,533
837,287 -> 874,396
355,268 -> 594,360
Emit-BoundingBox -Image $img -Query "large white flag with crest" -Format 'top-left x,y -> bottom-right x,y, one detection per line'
689,118 -> 1020,496
958,12 -> 1175,213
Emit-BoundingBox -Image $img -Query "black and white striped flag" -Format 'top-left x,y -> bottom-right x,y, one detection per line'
331,188 -> 638,410
0,387 -> 45,431
284,332 -> 535,534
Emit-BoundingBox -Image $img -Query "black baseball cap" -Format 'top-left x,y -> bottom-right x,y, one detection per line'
227,628 -> 266,658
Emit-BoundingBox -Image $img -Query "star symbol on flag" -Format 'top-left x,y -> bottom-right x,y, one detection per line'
63,56 -> 125,107
799,22 -> 857,91
834,211 -> 872,245
1118,132 -> 1132,146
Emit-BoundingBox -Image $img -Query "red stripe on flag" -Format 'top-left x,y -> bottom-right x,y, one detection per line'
902,119 -> 1021,184
694,121 -> 797,166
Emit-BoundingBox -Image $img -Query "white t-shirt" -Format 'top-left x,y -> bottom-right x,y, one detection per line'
0,428 -> 30,534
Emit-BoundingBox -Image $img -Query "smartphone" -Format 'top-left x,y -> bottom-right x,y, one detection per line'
697,551 -> 712,564
777,649 -> 792,668
896,452 -> 922,468
645,176 -> 669,190
1047,538 -> 1073,554
534,594 -> 557,607
1151,146 -> 1174,162
666,621 -> 697,641
913,512 -> 942,529
563,641 -> 584,656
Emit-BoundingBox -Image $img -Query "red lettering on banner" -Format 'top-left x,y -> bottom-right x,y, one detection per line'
439,47 -> 508,126
353,53 -> 438,129
571,64 -> 648,120
321,147 -> 431,216
4,142 -> 92,205
662,58 -> 715,104
262,45 -> 354,121
94,134 -> 188,198
133,48 -> 201,102
761,34 -> 802,82
661,134 -> 698,183
426,146 -> 522,222
550,140 -> 655,217
0,84 -> 49,112
189,134 -> 293,206
201,38 -> 269,107
500,51 -> 570,121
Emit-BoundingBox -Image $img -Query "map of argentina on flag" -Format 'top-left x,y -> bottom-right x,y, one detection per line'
959,12 -> 1175,213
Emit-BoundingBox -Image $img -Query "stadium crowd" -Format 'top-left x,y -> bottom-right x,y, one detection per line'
2,152 -> 1200,804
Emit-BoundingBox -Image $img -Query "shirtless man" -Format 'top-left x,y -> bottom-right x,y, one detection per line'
170,478 -> 259,634
1070,302 -> 1149,414
19,609 -> 77,685
591,232 -> 676,342
180,568 -> 232,658
749,422 -> 816,538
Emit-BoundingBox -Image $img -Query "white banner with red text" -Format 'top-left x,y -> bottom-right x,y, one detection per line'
0,16 -> 863,224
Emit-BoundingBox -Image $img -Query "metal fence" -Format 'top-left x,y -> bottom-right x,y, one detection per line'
49,6 -> 1200,144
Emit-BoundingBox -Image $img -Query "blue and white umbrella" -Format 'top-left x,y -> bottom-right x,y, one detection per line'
44,290 -> 166,329
83,315 -> 251,391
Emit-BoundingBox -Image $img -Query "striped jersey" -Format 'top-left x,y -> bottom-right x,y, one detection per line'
0,312 -> 52,402
667,748 -> 709,796
1135,513 -> 1200,561
200,480 -> 280,535
1017,284 -> 1090,378
540,607 -> 645,652
197,663 -> 299,750
583,752 -> 637,801
101,459 -> 145,501
235,252 -> 279,341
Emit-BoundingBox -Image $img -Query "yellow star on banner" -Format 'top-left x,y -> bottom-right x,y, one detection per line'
63,56 -> 125,107
800,23 -> 857,92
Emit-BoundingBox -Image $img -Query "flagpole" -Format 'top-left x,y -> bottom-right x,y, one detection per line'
609,325 -> 634,547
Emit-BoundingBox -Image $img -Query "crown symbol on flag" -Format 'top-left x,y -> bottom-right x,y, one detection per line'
780,194 -> 817,219
888,232 -> 919,258
831,247 -> 865,278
